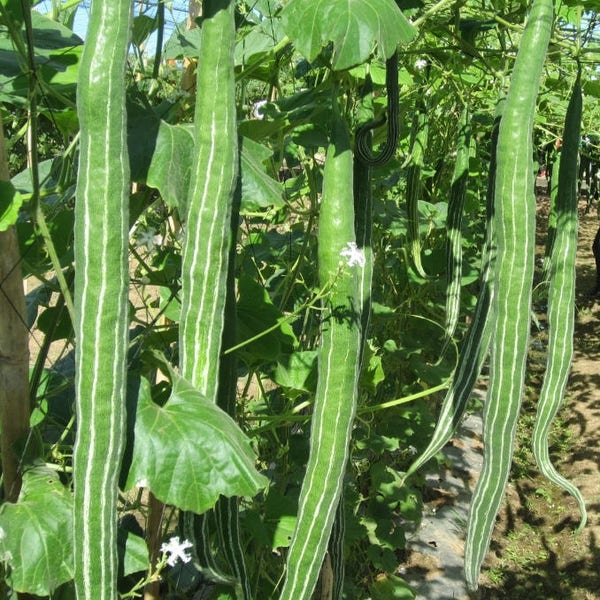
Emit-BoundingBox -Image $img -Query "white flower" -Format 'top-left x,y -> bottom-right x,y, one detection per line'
407,445 -> 418,456
414,58 -> 428,70
252,99 -> 268,120
339,242 -> 366,268
135,228 -> 162,252
160,536 -> 193,567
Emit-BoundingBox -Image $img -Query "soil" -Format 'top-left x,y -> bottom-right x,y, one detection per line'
403,190 -> 600,600
478,193 -> 600,600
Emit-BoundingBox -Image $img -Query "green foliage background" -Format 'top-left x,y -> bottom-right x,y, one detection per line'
0,0 -> 598,598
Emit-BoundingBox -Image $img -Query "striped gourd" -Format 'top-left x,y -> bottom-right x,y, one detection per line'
442,109 -> 471,349
279,94 -> 362,600
322,73 -> 381,600
532,74 -> 587,530
355,68 -> 378,359
179,0 -> 238,394
405,106 -> 429,279
464,0 -> 553,589
320,69 -> 382,600
177,0 -> 249,594
72,2 -> 132,599
403,107 -> 500,482
542,149 -> 560,281
354,52 -> 400,167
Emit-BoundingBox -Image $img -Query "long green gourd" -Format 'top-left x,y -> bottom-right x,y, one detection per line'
464,0 -> 553,589
72,2 -> 132,599
405,106 -> 429,279
532,74 -> 587,530
179,0 -> 237,393
323,68 -> 381,600
443,108 -> 471,348
321,66 -> 382,600
177,0 -> 250,594
280,93 -> 362,600
403,106 -> 500,482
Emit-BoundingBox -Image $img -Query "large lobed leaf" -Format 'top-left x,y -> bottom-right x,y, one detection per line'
0,466 -> 74,595
126,376 -> 268,514
281,0 -> 417,70
132,113 -> 282,214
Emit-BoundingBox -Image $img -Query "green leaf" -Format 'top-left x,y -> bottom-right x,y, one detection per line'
118,530 -> 149,577
36,305 -> 73,341
144,127 -> 284,214
235,17 -> 286,66
0,0 -> 24,25
0,180 -> 23,230
0,466 -> 74,595
273,515 -> 297,549
146,122 -> 194,210
359,343 -> 385,394
272,350 -> 318,393
370,574 -> 416,599
158,286 -> 182,322
583,79 -> 600,99
163,26 -> 202,60
236,275 -> 297,363
131,14 -> 157,47
281,0 -> 417,70
240,136 -> 284,213
125,376 -> 268,513
0,12 -> 82,101
561,0 -> 600,9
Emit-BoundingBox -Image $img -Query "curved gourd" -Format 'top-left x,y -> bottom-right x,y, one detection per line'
532,74 -> 586,531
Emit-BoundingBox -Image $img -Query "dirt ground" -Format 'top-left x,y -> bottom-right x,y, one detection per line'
478,194 -> 600,599
403,191 -> 600,600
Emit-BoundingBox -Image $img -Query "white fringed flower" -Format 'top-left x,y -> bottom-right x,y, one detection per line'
340,242 -> 366,268
160,536 -> 193,567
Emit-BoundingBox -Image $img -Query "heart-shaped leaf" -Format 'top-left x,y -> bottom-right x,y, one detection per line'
126,376 -> 268,513
146,122 -> 194,210
281,0 -> 417,70
240,136 -> 284,213
0,466 -> 74,595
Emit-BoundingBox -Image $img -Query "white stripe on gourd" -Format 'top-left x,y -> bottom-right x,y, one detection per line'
179,0 -> 238,396
443,109 -> 471,348
403,108 -> 500,482
177,1 -> 250,595
73,2 -> 132,599
464,0 -> 553,590
532,74 -> 586,531
405,107 -> 428,279
280,96 -> 362,600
